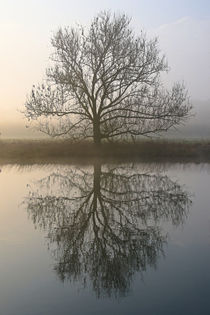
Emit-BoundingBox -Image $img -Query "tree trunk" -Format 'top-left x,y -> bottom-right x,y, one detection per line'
93,119 -> 101,146
93,163 -> 101,195
92,163 -> 101,215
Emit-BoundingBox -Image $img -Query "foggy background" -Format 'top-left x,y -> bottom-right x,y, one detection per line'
0,0 -> 209,139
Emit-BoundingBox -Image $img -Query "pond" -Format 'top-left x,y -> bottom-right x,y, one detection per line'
0,162 -> 210,315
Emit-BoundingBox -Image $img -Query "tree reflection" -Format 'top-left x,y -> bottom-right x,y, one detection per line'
25,163 -> 191,297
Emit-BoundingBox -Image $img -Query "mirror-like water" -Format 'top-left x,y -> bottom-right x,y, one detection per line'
0,163 -> 210,315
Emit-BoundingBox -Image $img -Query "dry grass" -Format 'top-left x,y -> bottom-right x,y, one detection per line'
0,138 -> 210,165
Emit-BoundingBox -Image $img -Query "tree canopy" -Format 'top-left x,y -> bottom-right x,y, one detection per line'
25,11 -> 192,144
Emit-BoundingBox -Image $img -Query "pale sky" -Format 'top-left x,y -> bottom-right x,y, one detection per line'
0,0 -> 210,137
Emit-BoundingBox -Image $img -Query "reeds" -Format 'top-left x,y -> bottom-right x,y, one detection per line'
0,139 -> 210,164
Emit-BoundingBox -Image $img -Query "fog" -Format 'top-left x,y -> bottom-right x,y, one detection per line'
0,99 -> 209,140
0,5 -> 210,140
165,99 -> 210,139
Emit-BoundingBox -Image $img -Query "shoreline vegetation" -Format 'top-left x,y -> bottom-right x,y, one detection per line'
0,139 -> 210,165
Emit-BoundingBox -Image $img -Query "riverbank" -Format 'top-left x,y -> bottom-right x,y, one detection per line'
0,139 -> 210,164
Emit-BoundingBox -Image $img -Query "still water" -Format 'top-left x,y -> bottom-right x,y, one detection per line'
0,162 -> 210,315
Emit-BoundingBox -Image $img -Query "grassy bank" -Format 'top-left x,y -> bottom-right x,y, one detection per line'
0,139 -> 210,164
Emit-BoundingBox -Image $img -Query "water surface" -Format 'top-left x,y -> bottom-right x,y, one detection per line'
0,163 -> 210,314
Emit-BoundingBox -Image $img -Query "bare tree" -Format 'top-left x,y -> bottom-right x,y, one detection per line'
25,11 -> 192,145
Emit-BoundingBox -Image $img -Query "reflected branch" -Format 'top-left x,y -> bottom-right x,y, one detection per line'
24,163 -> 191,297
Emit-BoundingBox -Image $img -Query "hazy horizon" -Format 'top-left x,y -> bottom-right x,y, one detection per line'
0,99 -> 209,140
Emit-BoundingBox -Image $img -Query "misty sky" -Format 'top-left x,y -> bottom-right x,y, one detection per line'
0,0 -> 210,136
